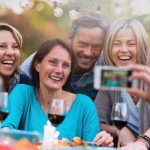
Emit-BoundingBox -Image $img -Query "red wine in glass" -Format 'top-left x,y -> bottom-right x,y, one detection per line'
0,92 -> 9,123
0,111 -> 9,122
112,120 -> 127,130
48,114 -> 65,126
48,99 -> 66,127
111,102 -> 128,130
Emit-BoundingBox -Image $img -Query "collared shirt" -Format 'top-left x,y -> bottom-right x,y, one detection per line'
65,55 -> 104,101
65,70 -> 98,101
121,91 -> 139,135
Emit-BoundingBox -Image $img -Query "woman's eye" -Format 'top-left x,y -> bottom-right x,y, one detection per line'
0,45 -> 6,48
113,43 -> 120,46
63,63 -> 70,69
13,45 -> 19,49
49,60 -> 57,65
128,43 -> 136,46
0,44 -> 19,50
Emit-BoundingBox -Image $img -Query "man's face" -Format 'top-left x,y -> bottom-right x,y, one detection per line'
71,27 -> 105,72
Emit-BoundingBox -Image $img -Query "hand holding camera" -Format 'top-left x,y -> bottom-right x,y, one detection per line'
94,66 -> 137,90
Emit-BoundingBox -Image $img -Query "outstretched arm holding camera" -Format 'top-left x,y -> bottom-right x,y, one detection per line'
127,64 -> 150,102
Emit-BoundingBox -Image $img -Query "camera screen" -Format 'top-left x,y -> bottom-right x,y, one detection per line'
101,69 -> 132,88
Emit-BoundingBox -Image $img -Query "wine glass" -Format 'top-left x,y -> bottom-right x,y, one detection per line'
111,102 -> 128,147
0,92 -> 9,124
48,99 -> 66,127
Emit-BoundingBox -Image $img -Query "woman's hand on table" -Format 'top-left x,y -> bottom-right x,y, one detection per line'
119,140 -> 147,150
93,130 -> 114,147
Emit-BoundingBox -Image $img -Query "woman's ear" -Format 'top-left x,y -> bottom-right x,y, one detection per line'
34,61 -> 40,72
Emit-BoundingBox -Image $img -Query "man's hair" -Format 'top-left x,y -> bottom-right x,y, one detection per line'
69,11 -> 111,38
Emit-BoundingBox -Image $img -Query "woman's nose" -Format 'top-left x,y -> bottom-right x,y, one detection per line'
6,46 -> 14,56
55,64 -> 63,73
120,44 -> 129,52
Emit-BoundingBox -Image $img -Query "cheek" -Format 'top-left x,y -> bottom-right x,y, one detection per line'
111,49 -> 116,59
0,51 -> 4,60
111,49 -> 118,65
15,51 -> 21,62
94,51 -> 101,58
64,70 -> 71,79
111,47 -> 117,58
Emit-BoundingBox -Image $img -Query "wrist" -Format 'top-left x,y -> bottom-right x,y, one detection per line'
136,135 -> 150,150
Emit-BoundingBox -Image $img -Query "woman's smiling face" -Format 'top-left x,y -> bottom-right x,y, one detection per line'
35,45 -> 71,91
111,28 -> 137,66
0,30 -> 20,77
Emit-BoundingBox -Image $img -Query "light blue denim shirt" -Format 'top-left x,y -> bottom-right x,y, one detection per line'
121,91 -> 139,134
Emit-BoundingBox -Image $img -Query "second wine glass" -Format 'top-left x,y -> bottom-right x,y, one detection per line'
0,92 -> 9,123
48,98 -> 66,127
111,102 -> 128,147
111,102 -> 128,130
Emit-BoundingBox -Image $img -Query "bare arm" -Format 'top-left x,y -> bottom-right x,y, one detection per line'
101,123 -> 135,146
120,129 -> 150,150
144,128 -> 150,137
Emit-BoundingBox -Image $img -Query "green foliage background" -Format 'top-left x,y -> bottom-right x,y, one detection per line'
0,0 -> 150,63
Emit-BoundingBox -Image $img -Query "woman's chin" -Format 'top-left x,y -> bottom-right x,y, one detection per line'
117,61 -> 134,67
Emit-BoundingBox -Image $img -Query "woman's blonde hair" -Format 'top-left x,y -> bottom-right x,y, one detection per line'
103,17 -> 150,66
0,22 -> 23,48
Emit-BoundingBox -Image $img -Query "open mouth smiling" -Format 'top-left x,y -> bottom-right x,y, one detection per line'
50,76 -> 62,81
1,60 -> 14,66
118,56 -> 132,61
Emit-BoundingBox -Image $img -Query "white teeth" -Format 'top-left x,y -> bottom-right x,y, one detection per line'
50,76 -> 61,81
1,60 -> 14,66
2,60 -> 14,65
81,57 -> 91,62
118,56 -> 131,60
